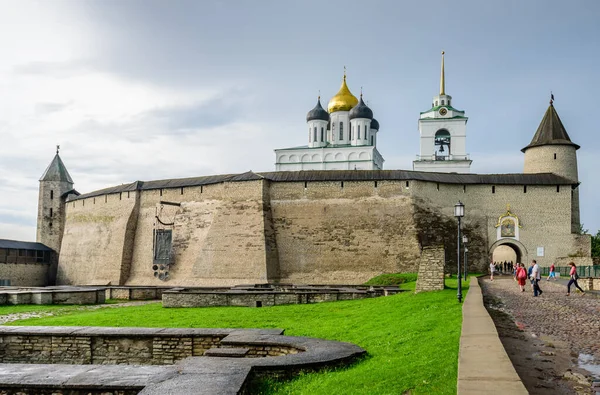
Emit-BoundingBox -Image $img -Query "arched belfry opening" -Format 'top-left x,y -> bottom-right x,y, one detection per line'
435,129 -> 451,160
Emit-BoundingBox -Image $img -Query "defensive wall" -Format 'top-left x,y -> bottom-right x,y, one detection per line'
56,170 -> 589,287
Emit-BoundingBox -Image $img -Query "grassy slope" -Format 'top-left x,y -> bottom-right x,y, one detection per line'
5,277 -> 472,395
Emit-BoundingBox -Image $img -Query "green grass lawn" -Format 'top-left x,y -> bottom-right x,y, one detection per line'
4,276 -> 474,395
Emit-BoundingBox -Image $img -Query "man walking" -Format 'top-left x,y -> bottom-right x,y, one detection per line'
531,260 -> 543,296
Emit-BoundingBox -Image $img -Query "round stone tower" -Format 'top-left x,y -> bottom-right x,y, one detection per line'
522,101 -> 581,232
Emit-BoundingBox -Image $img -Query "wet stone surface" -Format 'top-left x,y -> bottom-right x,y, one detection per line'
482,276 -> 600,394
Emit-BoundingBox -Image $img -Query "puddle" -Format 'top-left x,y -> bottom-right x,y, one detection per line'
579,353 -> 600,379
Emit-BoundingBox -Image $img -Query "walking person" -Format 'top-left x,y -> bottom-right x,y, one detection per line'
566,261 -> 585,296
515,263 -> 527,292
527,261 -> 534,290
531,260 -> 543,296
547,263 -> 557,281
489,261 -> 495,281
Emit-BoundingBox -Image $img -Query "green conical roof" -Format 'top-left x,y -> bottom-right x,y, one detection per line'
522,104 -> 580,152
39,154 -> 74,183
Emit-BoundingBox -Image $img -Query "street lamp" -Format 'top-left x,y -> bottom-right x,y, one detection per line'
454,201 -> 465,303
462,235 -> 469,281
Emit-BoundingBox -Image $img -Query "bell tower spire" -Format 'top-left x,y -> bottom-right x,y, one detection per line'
440,51 -> 445,95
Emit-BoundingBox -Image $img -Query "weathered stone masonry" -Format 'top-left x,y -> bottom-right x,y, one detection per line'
56,171 -> 588,287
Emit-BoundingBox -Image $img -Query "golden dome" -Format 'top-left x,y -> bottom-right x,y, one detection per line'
327,74 -> 358,113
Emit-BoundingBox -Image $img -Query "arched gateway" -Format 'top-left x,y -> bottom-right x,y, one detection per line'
489,239 -> 528,266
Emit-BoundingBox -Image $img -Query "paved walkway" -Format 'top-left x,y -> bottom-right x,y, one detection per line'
457,277 -> 527,395
481,276 -> 600,358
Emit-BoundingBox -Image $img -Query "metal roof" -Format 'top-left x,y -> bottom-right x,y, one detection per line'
69,170 -> 576,202
40,154 -> 74,183
522,104 -> 580,152
0,239 -> 52,251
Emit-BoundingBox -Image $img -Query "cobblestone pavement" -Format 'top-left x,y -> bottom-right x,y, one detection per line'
481,276 -> 600,358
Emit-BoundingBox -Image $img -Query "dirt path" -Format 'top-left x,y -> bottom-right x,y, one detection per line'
0,300 -> 157,325
481,276 -> 600,395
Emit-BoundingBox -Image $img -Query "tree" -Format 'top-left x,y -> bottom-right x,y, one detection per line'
592,230 -> 600,258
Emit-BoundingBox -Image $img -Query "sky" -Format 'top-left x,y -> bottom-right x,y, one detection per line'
0,0 -> 599,240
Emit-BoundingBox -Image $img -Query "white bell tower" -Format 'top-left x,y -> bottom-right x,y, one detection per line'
413,52 -> 472,173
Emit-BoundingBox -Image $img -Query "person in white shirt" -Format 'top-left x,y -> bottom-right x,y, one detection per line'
489,261 -> 495,281
531,260 -> 543,297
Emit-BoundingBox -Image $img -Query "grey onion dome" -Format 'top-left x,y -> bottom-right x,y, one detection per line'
306,98 -> 330,122
349,96 -> 373,120
370,118 -> 379,131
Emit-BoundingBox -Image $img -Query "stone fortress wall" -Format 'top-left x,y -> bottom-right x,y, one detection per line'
55,172 -> 588,287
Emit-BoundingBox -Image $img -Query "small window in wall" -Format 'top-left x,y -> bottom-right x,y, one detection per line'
119,192 -> 122,200
304,181 -> 307,189
93,198 -> 96,204
554,153 -> 557,160
374,181 -> 378,188
524,185 -> 527,193
556,185 -> 560,193
127,191 -> 130,198
83,200 -> 85,206
492,186 -> 496,194
160,189 -> 163,196
341,181 -> 344,188
321,127 -> 324,142
339,122 -> 344,140
105,195 -> 107,203
436,183 -> 440,191
201,185 -> 204,193
463,185 -> 466,193
406,181 -> 410,188
180,187 -> 184,195
49,208 -> 53,217
50,190 -> 54,199
49,222 -> 52,228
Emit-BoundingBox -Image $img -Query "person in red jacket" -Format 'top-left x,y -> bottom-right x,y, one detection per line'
566,262 -> 585,296
514,263 -> 527,292
547,263 -> 557,281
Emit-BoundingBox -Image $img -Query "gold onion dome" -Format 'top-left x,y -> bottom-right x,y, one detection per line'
327,74 -> 358,113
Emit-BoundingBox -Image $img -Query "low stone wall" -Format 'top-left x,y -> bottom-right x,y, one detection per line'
0,327 -> 231,365
0,263 -> 50,287
0,287 -> 105,305
105,287 -> 174,300
162,285 -> 400,308
0,327 -> 366,395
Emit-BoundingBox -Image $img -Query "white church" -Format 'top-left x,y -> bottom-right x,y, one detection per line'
274,52 -> 471,173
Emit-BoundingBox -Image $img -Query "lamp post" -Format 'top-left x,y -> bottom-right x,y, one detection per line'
454,201 -> 465,303
462,235 -> 468,281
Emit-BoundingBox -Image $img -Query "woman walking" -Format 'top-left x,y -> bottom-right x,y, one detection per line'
566,261 -> 585,296
515,263 -> 527,292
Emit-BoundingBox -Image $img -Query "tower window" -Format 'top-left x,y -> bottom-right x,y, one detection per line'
441,100 -> 445,105
49,208 -> 53,217
554,153 -> 557,160
358,125 -> 361,139
406,181 -> 409,188
314,127 -> 317,142
321,127 -> 324,142
524,185 -> 527,193
308,128 -> 311,142
556,185 -> 560,193
50,190 -> 54,200
435,101 -> 438,106
339,122 -> 344,140
341,181 -> 344,188
180,187 -> 184,195
371,136 -> 374,145
374,181 -> 378,188
492,186 -> 496,194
